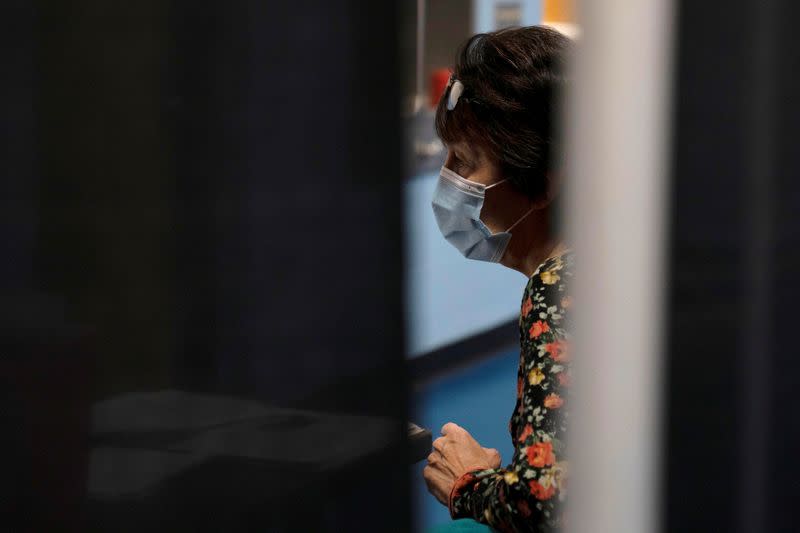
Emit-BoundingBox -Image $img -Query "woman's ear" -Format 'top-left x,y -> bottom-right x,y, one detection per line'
531,171 -> 563,210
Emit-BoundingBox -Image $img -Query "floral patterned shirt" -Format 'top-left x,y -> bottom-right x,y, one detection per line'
449,252 -> 573,532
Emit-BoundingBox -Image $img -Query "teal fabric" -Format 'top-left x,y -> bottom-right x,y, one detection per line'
425,518 -> 494,533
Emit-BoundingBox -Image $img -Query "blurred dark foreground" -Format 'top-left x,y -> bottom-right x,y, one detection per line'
2,1 -> 409,531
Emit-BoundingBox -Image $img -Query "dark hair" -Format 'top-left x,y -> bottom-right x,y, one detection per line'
435,26 -> 571,200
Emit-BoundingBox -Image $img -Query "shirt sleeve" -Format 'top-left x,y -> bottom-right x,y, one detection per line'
449,258 -> 572,532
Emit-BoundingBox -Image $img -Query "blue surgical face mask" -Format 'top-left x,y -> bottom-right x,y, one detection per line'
431,165 -> 534,263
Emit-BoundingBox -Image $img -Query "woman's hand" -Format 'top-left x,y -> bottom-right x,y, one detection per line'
423,422 -> 502,506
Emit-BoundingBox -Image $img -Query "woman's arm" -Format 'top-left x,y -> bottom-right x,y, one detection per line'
449,260 -> 572,532
448,376 -> 568,531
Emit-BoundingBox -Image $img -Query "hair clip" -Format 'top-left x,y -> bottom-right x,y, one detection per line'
447,79 -> 465,111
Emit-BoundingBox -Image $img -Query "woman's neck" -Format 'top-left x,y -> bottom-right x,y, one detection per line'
500,209 -> 568,277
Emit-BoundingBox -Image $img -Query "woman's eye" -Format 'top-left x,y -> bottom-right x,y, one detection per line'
454,158 -> 472,174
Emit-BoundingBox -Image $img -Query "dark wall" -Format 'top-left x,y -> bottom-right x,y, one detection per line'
3,1 -> 409,530
765,3 -> 800,529
26,0 -> 407,412
33,2 -> 175,397
0,2 -> 36,293
165,0 -> 407,412
666,1 -> 800,531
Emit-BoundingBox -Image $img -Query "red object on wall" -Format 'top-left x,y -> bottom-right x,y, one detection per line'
430,68 -> 452,109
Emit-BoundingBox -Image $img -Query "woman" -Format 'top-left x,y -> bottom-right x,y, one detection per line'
423,26 -> 573,532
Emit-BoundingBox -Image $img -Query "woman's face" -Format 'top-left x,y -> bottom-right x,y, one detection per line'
444,142 -> 532,234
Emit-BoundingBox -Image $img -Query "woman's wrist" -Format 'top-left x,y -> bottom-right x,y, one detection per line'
448,467 -> 486,518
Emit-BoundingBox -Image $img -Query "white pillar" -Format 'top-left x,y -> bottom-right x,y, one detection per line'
564,1 -> 675,531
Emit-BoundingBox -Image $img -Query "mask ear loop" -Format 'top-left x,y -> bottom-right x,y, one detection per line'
505,204 -> 537,233
484,179 -> 536,232
484,179 -> 508,190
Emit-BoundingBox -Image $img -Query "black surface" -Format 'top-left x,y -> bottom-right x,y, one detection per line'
408,422 -> 433,464
85,391 -> 407,531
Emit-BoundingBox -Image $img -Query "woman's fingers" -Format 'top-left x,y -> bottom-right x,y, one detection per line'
423,462 -> 451,506
441,422 -> 463,435
432,436 -> 447,453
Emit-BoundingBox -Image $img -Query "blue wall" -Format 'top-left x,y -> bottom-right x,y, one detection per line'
472,0 -> 541,34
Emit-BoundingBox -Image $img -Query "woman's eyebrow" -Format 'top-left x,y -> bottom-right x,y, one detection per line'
454,147 -> 475,163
